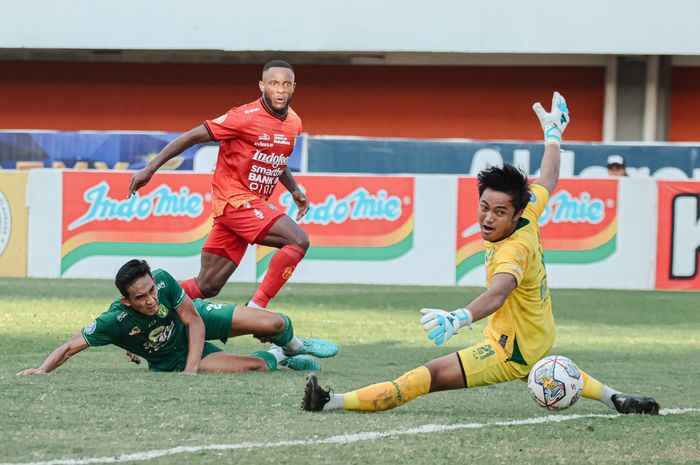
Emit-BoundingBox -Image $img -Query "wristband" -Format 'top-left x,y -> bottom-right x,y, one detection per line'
453,308 -> 473,329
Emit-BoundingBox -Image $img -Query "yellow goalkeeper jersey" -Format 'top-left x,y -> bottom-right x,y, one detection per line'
483,183 -> 554,366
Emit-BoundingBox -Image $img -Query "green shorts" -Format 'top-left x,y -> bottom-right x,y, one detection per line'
149,342 -> 222,372
194,299 -> 236,344
148,300 -> 235,372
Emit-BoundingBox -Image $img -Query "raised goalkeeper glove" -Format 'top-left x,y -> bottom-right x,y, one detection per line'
532,91 -> 570,146
419,308 -> 473,346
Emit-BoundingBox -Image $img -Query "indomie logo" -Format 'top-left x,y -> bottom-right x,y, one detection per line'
68,182 -> 204,230
279,187 -> 403,225
539,190 -> 607,227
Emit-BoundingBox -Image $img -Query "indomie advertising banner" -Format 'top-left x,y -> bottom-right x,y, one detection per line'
256,176 -> 415,279
456,178 -> 619,283
61,171 -> 213,275
655,181 -> 700,291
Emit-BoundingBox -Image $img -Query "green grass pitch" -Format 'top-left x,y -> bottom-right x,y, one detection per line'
1,278 -> 698,465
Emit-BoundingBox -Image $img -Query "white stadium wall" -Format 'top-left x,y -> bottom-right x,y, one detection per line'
3,0 -> 700,55
24,170 -> 700,291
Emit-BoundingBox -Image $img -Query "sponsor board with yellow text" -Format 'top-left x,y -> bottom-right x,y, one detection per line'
0,171 -> 29,277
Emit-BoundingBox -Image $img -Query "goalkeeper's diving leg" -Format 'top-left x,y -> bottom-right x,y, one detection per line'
302,351 -> 661,414
302,352 -> 460,412
578,368 -> 660,415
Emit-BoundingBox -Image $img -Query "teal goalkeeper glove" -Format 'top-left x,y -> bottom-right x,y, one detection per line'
419,308 -> 473,346
532,91 -> 570,146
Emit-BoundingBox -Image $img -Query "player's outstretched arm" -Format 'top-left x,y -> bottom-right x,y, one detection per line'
279,167 -> 309,220
420,273 -> 517,345
16,332 -> 89,375
128,124 -> 212,198
462,273 -> 518,321
532,91 -> 570,194
174,296 -> 205,375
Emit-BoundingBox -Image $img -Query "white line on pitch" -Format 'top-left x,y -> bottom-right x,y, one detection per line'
2,408 -> 698,465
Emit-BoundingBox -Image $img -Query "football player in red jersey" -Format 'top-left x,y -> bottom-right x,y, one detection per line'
128,61 -> 310,325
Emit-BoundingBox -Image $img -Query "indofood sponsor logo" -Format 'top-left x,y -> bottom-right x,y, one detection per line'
279,187 -> 403,226
251,150 -> 290,168
0,189 -> 10,255
68,182 -> 204,230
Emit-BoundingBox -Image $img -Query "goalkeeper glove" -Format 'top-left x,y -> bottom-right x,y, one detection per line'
419,308 -> 473,346
533,91 -> 570,146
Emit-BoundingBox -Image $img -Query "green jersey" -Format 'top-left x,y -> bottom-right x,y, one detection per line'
81,269 -> 189,372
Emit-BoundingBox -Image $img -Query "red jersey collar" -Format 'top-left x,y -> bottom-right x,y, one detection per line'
259,97 -> 288,121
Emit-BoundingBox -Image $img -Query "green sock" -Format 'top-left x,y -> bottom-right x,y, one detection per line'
251,350 -> 278,372
271,313 -> 294,347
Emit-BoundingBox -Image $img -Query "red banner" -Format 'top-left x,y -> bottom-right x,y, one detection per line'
61,171 -> 213,274
456,178 -> 619,282
257,175 -> 415,276
655,181 -> 700,290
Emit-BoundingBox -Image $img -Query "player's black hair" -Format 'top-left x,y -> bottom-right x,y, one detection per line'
115,259 -> 152,298
477,164 -> 530,213
262,60 -> 294,74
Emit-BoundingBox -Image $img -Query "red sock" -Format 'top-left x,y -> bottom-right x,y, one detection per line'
179,278 -> 204,300
252,245 -> 306,308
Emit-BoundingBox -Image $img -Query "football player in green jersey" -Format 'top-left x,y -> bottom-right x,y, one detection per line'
18,259 -> 338,375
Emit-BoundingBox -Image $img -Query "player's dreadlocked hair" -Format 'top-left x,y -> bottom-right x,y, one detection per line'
477,164 -> 530,213
115,259 -> 152,298
263,60 -> 294,74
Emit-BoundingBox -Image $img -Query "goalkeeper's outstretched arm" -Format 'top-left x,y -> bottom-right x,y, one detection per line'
533,91 -> 570,194
460,273 -> 517,322
420,273 -> 517,346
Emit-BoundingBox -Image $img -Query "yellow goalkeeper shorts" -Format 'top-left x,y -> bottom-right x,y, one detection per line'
456,338 -> 534,388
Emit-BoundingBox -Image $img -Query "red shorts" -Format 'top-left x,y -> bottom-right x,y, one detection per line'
202,199 -> 285,264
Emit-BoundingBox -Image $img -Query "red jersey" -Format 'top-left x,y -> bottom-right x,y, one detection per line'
204,98 -> 302,217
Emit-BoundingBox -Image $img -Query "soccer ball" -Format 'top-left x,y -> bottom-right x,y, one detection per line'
528,355 -> 583,411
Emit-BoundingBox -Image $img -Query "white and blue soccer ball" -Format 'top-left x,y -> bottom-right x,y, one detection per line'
528,355 -> 583,411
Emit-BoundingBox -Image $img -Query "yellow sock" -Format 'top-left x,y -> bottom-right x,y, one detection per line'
580,369 -> 619,410
343,366 -> 432,411
581,369 -> 604,400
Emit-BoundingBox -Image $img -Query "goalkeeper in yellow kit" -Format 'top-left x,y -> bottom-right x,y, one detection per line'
302,92 -> 659,415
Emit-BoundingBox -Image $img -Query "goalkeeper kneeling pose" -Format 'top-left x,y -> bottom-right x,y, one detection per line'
302,92 -> 659,416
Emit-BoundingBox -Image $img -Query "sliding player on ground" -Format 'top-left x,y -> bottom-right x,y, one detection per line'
18,259 -> 337,376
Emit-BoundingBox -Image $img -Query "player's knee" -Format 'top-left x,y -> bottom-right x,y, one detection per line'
425,363 -> 443,391
198,281 -> 222,298
425,358 -> 464,392
291,231 -> 310,251
269,313 -> 286,334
